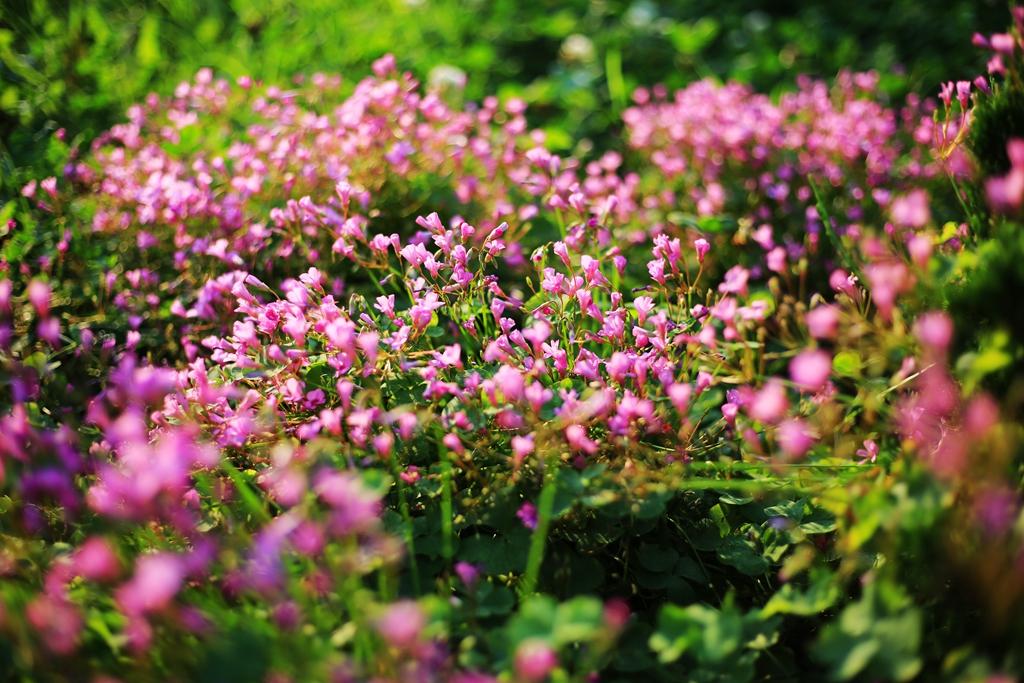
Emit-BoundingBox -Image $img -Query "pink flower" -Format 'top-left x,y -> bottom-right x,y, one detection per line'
455,561 -> 481,588
565,424 -> 598,454
789,350 -> 832,392
0,279 -> 11,313
37,317 -> 61,347
766,247 -> 786,273
695,371 -> 713,394
372,431 -> 394,458
517,502 -> 538,530
647,258 -> 666,284
806,305 -> 839,340
552,241 -> 570,267
856,439 -> 879,464
906,234 -> 932,268
375,601 -> 424,649
40,177 -> 58,199
633,296 -> 655,325
73,538 -> 120,582
777,419 -> 814,458
515,640 -> 558,682
512,434 -> 535,463
443,432 -> 465,455
493,364 -> 525,402
915,311 -> 954,352
603,598 -> 631,630
748,380 -> 788,424
26,594 -> 82,655
667,383 -> 692,413
865,261 -> 911,321
829,269 -> 858,297
116,553 -> 185,616
990,33 -> 1016,54
965,394 -> 1000,437
694,238 -> 710,263
718,266 -> 749,295
27,280 -> 51,317
986,140 -> 1024,213
372,53 -> 397,76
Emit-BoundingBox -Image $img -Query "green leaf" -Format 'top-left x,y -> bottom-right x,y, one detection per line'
553,596 -> 604,646
716,537 -> 769,576
303,361 -> 336,391
638,543 -> 680,572
832,351 -> 862,378
814,582 -> 922,681
668,18 -> 720,56
763,572 -> 840,616
475,582 -> 516,617
135,15 -> 161,68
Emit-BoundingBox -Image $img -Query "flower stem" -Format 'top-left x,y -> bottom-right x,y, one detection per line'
390,458 -> 421,594
519,456 -> 558,598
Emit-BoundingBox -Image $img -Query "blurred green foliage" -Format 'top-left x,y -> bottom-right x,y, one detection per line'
0,0 -> 1005,197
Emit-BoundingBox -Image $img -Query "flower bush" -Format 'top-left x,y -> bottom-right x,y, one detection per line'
1,9 -> 1024,683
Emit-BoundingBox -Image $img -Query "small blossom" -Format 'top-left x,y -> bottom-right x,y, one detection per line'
789,350 -> 832,392
515,640 -> 558,682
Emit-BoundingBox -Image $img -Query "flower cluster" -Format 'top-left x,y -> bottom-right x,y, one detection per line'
2,11 -> 1024,682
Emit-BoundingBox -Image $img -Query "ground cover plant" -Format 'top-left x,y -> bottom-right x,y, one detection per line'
1,4 -> 1024,683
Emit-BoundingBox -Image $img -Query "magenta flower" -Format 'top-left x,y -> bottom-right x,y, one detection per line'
26,594 -> 82,655
454,561 -> 481,588
694,237 -> 710,263
777,419 -> 815,458
806,305 -> 839,340
27,280 -> 51,317
565,424 -> 598,454
856,439 -> 879,464
889,190 -> 931,228
749,380 -> 789,424
986,139 -> 1024,213
517,502 -> 538,530
789,350 -> 832,393
512,434 -> 535,463
73,537 -> 120,582
375,600 -> 424,650
718,266 -> 749,295
515,640 -> 558,682
914,311 -> 954,352
116,553 -> 185,616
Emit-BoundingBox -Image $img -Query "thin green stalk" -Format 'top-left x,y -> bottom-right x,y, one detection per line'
342,571 -> 373,667
389,458 -> 421,594
808,177 -> 865,286
519,456 -> 559,598
440,457 -> 454,569
605,47 -> 626,112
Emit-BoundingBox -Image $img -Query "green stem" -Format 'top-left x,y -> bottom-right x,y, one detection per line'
808,177 -> 865,286
390,458 -> 422,594
519,456 -> 559,598
605,47 -> 626,112
440,456 -> 454,570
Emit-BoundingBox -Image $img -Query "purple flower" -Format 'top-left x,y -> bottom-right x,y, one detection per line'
517,502 -> 538,530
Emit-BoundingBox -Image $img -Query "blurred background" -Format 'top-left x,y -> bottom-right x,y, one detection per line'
0,0 -> 1005,195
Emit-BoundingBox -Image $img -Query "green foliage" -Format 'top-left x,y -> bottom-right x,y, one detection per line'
650,596 -> 779,681
2,2 -> 1024,682
0,0 -> 1004,196
814,582 -> 923,682
968,83 -> 1024,175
